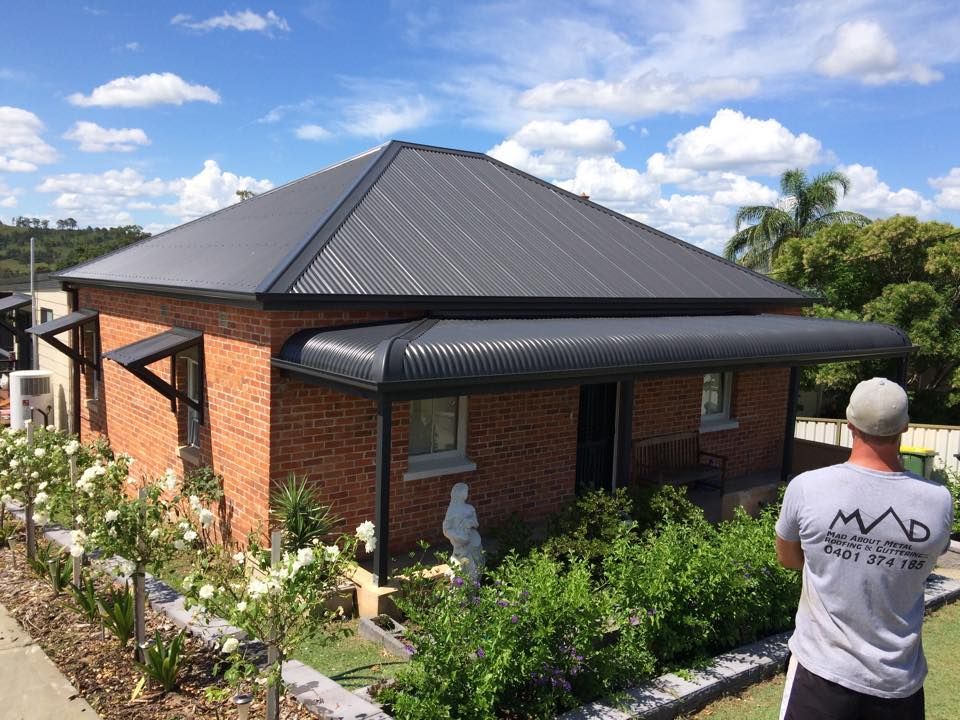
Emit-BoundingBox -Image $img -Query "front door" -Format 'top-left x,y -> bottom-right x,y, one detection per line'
575,382 -> 617,495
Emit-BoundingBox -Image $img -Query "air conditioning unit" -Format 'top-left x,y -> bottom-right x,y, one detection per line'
9,370 -> 53,430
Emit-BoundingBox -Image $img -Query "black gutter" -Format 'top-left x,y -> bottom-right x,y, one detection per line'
58,280 -> 260,308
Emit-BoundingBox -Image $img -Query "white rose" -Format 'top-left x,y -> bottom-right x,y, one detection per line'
236,600 -> 247,612
355,520 -> 375,543
1,494 -> 11,504
75,514 -> 84,526
189,495 -> 201,511
12,482 -> 22,490
37,481 -> 48,491
174,539 -> 186,551
199,584 -> 215,600
70,544 -> 85,558
33,491 -> 48,506
9,459 -> 18,469
70,529 -> 86,544
324,545 -> 340,562
247,578 -> 268,598
33,447 -> 45,458
198,508 -> 215,527
296,547 -> 314,567
34,511 -> 49,525
105,510 -> 119,523
183,530 -> 198,542
149,528 -> 160,540
29,471 -> 38,479
64,440 -> 80,456
232,551 -> 245,565
221,637 -> 239,654
46,425 -> 55,432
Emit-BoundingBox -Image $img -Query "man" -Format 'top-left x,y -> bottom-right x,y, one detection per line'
776,377 -> 954,719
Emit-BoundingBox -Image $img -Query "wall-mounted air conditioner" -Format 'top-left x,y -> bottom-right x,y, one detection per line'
9,370 -> 53,430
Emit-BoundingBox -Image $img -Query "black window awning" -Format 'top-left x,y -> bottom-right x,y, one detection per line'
273,314 -> 915,399
27,309 -> 101,373
0,293 -> 32,314
104,328 -> 204,419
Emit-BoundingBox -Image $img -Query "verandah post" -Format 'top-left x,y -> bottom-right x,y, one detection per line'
372,397 -> 392,587
781,366 -> 800,483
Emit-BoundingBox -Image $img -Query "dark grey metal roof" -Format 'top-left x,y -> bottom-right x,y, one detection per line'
27,309 -> 98,337
0,293 -> 32,314
56,140 -> 809,309
104,327 -> 202,367
274,314 -> 913,398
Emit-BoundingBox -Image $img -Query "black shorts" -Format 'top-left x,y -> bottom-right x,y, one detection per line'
780,657 -> 925,720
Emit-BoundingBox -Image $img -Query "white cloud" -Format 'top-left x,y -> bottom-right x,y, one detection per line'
0,180 -> 17,208
68,72 -> 220,108
555,156 -> 660,209
63,121 -> 150,152
648,109 -> 823,176
817,20 -> 941,85
0,106 -> 58,172
518,71 -> 758,117
35,162 -> 273,226
124,41 -> 140,51
838,163 -> 934,216
676,171 -> 779,207
488,119 -> 624,178
929,168 -> 960,211
163,160 -> 273,221
633,193 -> 733,254
295,124 -> 333,141
172,9 -> 290,34
340,95 -> 432,138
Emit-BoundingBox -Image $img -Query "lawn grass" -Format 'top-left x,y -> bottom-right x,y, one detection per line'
292,619 -> 407,690
687,601 -> 960,720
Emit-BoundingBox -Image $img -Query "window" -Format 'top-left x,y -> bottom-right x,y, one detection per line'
405,396 -> 476,480
81,323 -> 99,400
40,308 -> 53,324
700,372 -> 738,432
184,356 -> 201,448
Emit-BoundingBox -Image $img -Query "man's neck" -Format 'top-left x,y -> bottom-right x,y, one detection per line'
848,445 -> 904,473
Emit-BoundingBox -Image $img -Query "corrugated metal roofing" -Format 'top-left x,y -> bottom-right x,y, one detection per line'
57,140 -> 808,305
58,147 -> 385,295
27,309 -> 98,337
0,293 -> 32,313
275,314 -> 912,396
104,327 -> 202,367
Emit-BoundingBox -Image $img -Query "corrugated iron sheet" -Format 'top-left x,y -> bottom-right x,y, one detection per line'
104,327 -> 202,367
277,314 -> 911,391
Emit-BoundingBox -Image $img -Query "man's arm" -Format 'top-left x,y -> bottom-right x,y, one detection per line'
776,535 -> 805,570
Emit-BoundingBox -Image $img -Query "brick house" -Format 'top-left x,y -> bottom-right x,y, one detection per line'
33,141 -> 912,583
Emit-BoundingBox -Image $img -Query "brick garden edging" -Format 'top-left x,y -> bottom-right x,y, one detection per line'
559,572 -> 960,720
5,503 -> 392,720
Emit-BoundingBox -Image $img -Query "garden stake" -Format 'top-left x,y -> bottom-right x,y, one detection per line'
69,456 -> 82,587
134,488 -> 148,662
24,421 -> 36,561
266,529 -> 282,720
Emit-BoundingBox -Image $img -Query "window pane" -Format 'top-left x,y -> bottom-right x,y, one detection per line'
409,398 -> 433,456
702,373 -> 723,417
432,396 -> 458,452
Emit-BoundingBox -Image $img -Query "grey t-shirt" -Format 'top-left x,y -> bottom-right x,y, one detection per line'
776,462 -> 954,698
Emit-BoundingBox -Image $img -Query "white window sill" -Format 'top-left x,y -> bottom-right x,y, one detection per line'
177,444 -> 202,466
403,456 -> 477,481
699,418 -> 740,434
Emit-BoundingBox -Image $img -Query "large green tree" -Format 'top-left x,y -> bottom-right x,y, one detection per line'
773,216 -> 960,421
724,169 -> 870,271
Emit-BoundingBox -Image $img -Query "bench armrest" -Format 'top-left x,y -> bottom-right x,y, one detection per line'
698,450 -> 727,476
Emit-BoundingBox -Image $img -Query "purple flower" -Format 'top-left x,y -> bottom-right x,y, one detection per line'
510,614 -> 519,624
497,599 -> 509,607
403,643 -> 416,655
629,615 -> 640,626
647,609 -> 657,617
451,576 -> 464,587
476,647 -> 485,659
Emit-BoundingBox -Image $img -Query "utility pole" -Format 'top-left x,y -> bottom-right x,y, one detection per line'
30,236 -> 38,369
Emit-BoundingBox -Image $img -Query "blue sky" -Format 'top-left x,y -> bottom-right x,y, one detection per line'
1,1 -> 959,253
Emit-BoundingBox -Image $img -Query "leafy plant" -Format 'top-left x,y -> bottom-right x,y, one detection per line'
99,583 -> 136,647
270,474 -> 341,551
137,630 -> 187,692
27,540 -> 71,593
938,468 -> 960,536
69,573 -> 101,622
182,465 -> 224,505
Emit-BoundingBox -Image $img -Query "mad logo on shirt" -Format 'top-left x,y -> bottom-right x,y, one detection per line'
817,506 -> 932,571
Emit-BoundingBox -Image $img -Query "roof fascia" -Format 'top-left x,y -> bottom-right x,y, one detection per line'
60,280 -> 261,308
258,141 -> 404,295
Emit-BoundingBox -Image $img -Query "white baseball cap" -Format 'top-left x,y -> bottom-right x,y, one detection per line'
846,377 -> 909,436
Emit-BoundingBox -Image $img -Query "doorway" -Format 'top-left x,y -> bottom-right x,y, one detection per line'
575,382 -> 617,495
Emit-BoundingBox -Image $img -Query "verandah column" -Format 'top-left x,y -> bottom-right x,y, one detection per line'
372,396 -> 392,586
781,366 -> 800,483
614,380 -> 634,488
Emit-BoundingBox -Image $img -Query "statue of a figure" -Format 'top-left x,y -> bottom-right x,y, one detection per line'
442,482 -> 483,578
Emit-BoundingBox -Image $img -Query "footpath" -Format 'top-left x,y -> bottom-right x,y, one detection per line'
0,602 -> 100,720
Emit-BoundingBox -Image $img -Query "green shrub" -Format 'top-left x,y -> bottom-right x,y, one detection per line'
27,541 -> 71,594
269,474 -> 341,551
99,583 -> 136,647
137,630 -> 187,692
69,573 -> 100,622
941,469 -> 960,536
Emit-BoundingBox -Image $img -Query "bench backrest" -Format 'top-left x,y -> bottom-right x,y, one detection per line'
635,431 -> 699,469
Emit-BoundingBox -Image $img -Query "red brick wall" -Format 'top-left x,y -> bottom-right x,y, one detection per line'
631,368 -> 789,480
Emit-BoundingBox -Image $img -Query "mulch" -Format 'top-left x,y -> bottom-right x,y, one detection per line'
0,535 -> 315,720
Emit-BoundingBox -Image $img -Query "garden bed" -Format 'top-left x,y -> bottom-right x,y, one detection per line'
0,538 -> 314,720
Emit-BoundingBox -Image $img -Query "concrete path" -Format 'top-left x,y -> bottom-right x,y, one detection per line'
0,602 -> 100,720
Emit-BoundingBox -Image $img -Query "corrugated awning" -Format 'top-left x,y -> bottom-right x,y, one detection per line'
27,309 -> 99,338
273,314 -> 915,398
104,327 -> 202,368
0,293 -> 32,314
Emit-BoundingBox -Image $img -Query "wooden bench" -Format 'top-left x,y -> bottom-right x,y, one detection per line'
634,432 -> 726,491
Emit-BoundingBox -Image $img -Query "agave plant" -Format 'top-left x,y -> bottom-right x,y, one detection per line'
270,474 -> 341,552
137,630 -> 187,692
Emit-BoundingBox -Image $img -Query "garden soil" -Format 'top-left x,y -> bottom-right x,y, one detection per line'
0,542 -> 315,720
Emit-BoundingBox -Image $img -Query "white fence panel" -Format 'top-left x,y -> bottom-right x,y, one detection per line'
795,417 -> 960,474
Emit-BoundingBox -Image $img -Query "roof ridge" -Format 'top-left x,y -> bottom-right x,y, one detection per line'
477,151 -> 809,299
57,143 -> 389,282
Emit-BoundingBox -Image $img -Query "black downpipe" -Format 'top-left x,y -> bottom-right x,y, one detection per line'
372,397 -> 392,586
68,287 -> 81,437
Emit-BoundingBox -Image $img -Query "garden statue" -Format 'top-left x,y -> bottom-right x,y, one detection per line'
442,482 -> 483,579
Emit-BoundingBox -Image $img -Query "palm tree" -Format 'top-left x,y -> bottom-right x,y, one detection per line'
724,169 -> 870,271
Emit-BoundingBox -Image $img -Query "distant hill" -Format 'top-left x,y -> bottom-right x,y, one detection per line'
0,223 -> 149,278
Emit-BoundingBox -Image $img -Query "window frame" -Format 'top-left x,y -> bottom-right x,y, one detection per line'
184,355 -> 201,449
699,371 -> 739,433
404,395 -> 476,480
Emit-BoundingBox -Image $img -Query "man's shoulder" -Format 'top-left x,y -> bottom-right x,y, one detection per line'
790,464 -> 850,485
